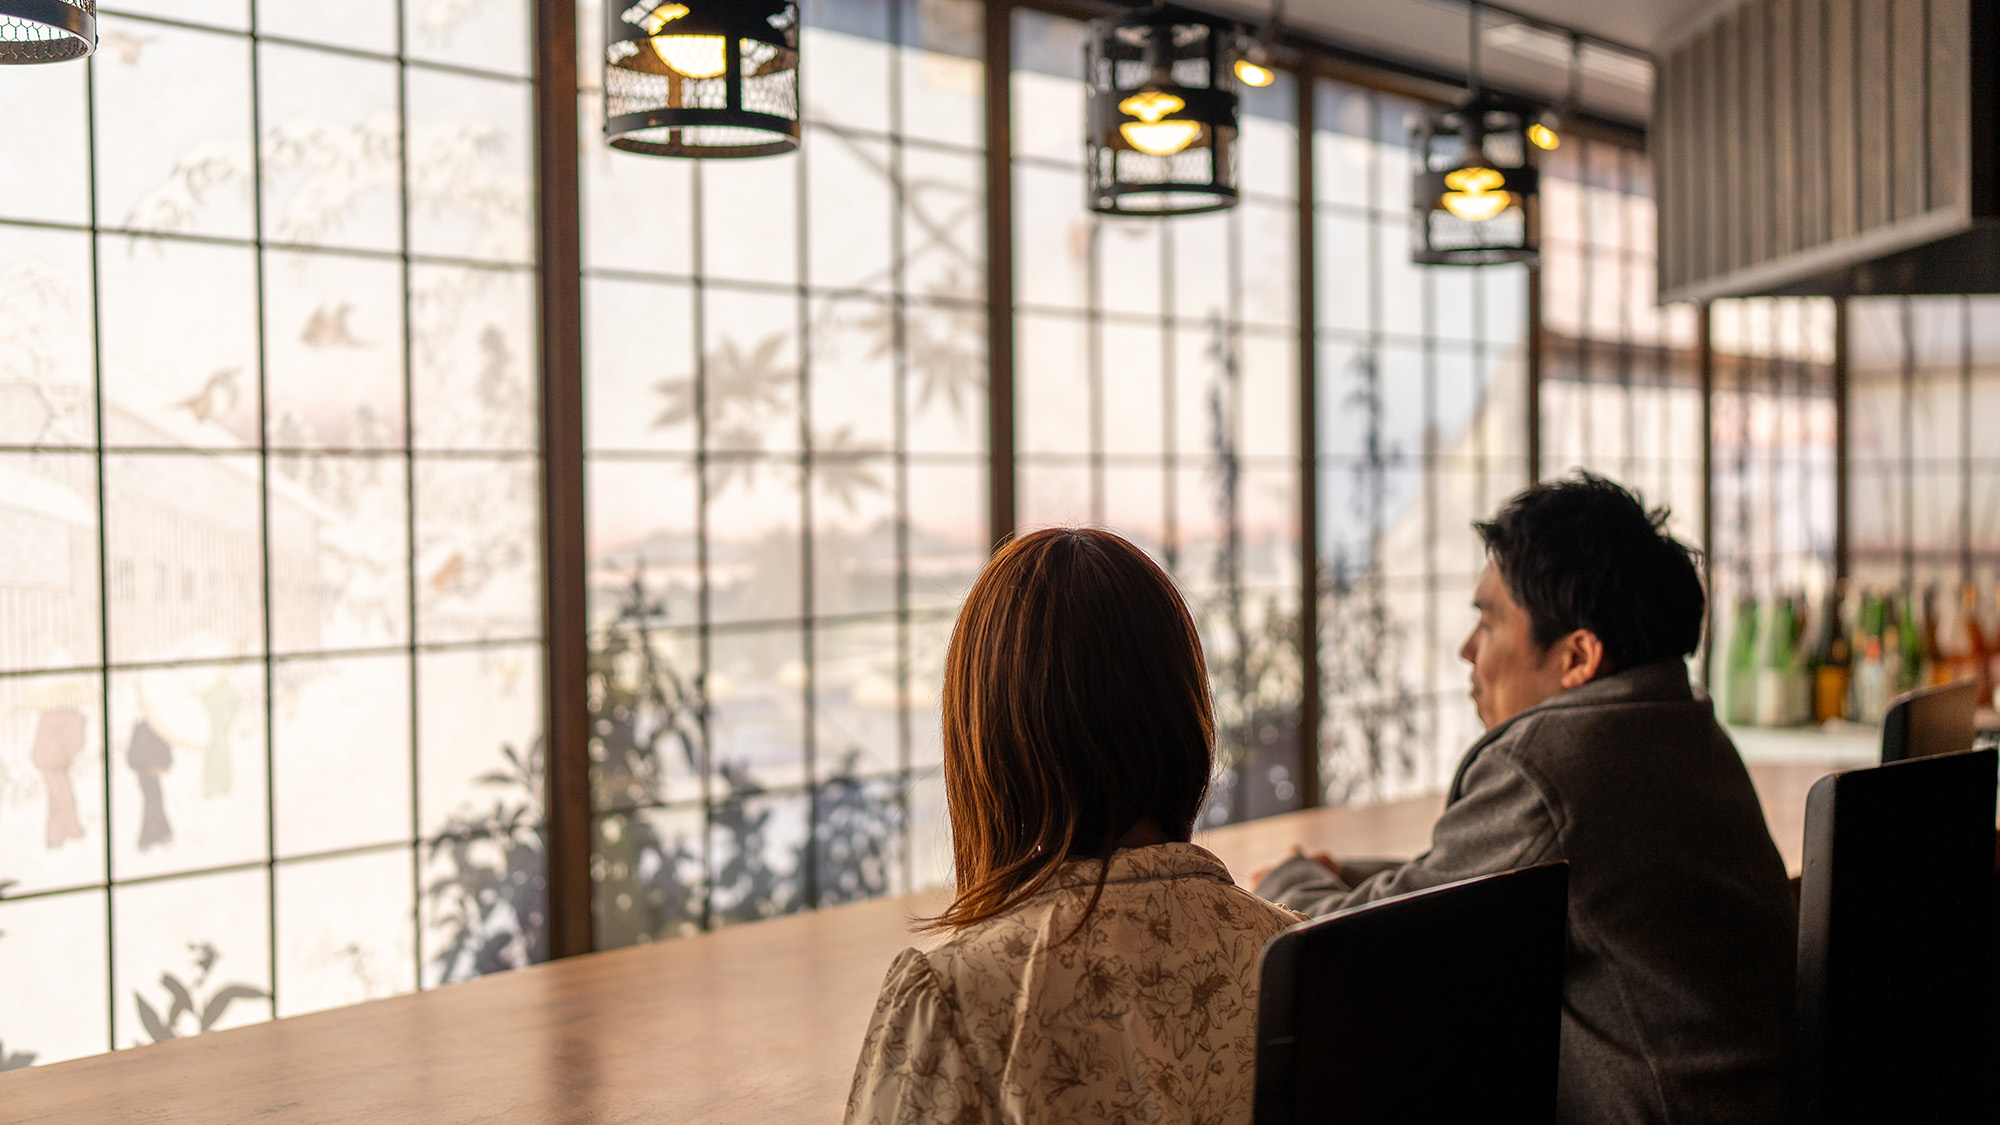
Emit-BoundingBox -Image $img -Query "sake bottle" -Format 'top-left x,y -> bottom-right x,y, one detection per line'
1898,590 -> 1924,695
1812,584 -> 1852,724
1726,596 -> 1760,726
1967,579 -> 1994,705
1920,585 -> 1947,686
1755,596 -> 1797,727
1853,591 -> 1889,724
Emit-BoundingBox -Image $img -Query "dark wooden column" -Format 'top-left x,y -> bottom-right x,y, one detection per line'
1832,297 -> 1850,584
535,0 -> 592,960
1295,71 -> 1320,807
1525,262 -> 1542,484
1697,300 -> 1715,687
984,0 -> 1016,549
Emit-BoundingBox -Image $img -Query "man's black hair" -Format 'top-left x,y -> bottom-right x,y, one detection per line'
1475,472 -> 1705,673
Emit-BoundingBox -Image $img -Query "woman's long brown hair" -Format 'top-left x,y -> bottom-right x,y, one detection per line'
923,527 -> 1214,934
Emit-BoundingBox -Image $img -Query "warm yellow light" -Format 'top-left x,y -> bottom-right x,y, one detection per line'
640,2 -> 691,33
1441,189 -> 1511,222
652,33 -> 727,79
1234,58 -> 1275,87
1527,122 -> 1560,150
1444,165 -> 1504,193
1119,89 -> 1185,123
1120,120 -> 1203,156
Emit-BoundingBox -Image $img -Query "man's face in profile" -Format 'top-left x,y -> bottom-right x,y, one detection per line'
1460,561 -> 1574,729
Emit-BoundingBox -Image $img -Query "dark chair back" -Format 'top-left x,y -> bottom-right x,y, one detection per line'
1252,862 -> 1568,1125
1880,679 -> 1979,763
1793,747 -> 1998,1125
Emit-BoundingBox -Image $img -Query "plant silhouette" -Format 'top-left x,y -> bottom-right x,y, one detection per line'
1198,314 -> 1305,825
1316,349 -> 1424,804
425,740 -> 549,984
133,942 -> 268,1045
590,569 -> 903,943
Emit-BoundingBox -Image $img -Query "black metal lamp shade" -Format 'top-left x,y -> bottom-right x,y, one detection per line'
1085,3 -> 1240,217
0,0 -> 95,64
1411,96 -> 1541,266
604,0 -> 800,159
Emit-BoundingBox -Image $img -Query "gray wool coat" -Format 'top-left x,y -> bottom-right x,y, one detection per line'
1257,659 -> 1795,1125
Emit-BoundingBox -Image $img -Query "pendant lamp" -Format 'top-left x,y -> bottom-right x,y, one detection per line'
0,0 -> 95,64
604,0 -> 800,158
1527,32 -> 1581,152
1411,3 -> 1542,266
1233,0 -> 1282,88
1086,2 -> 1241,217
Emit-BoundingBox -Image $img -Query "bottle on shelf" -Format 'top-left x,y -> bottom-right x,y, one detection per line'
1853,591 -> 1890,724
1983,579 -> 2000,709
1754,595 -> 1796,727
1792,592 -> 1814,722
1812,583 -> 1853,724
1934,582 -> 1970,685
1968,579 -> 1996,705
1898,589 -> 1924,696
1726,596 -> 1760,727
1912,580 -> 1944,688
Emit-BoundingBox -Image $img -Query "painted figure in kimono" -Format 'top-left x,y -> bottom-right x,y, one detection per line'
32,707 -> 87,847
127,720 -> 174,850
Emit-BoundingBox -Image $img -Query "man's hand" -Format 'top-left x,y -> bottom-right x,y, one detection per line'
1250,846 -> 1343,888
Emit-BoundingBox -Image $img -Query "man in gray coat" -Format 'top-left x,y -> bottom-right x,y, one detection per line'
1258,473 -> 1794,1125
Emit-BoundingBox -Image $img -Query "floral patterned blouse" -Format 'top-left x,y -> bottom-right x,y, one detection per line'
844,842 -> 1306,1125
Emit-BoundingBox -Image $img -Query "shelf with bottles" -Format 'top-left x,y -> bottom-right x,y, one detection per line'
1720,579 -> 2000,731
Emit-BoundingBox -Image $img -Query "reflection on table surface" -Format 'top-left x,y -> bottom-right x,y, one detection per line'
0,760 -> 1845,1125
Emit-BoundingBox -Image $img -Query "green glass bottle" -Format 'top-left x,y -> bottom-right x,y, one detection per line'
1755,596 -> 1799,727
1898,590 -> 1924,695
1854,591 -> 1889,723
1726,596 -> 1760,726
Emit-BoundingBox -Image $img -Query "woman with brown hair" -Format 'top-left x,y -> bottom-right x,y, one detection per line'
844,527 -> 1302,1125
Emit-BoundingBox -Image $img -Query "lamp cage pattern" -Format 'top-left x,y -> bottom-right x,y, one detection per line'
1085,4 -> 1241,217
1410,96 -> 1541,266
604,0 -> 800,158
0,0 -> 94,64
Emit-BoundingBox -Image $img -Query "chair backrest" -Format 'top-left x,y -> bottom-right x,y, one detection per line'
1793,747 -> 1998,1125
1880,679 -> 1980,763
1252,862 -> 1568,1125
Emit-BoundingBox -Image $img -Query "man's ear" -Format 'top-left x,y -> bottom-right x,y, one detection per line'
1552,629 -> 1606,689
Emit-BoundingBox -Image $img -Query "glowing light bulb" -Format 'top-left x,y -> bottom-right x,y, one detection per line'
1116,89 -> 1198,155
1120,120 -> 1203,156
653,33 -> 728,78
1444,165 -> 1504,193
1119,90 -> 1185,123
1441,189 -> 1511,222
1439,164 -> 1510,222
1528,122 -> 1560,150
639,2 -> 691,33
1234,58 -> 1275,87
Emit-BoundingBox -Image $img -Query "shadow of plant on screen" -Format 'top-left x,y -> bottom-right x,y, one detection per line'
133,942 -> 269,1045
1316,349 -> 1425,805
0,879 -> 35,1071
1194,314 -> 1307,828
588,572 -> 903,948
425,740 -> 550,984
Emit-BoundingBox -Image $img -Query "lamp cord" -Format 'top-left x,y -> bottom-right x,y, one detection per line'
1466,0 -> 1480,100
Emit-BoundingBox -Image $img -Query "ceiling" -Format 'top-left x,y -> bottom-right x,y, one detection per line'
1205,0 -> 1730,127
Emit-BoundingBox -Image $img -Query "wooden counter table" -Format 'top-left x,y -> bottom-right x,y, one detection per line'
0,760 -> 1842,1124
